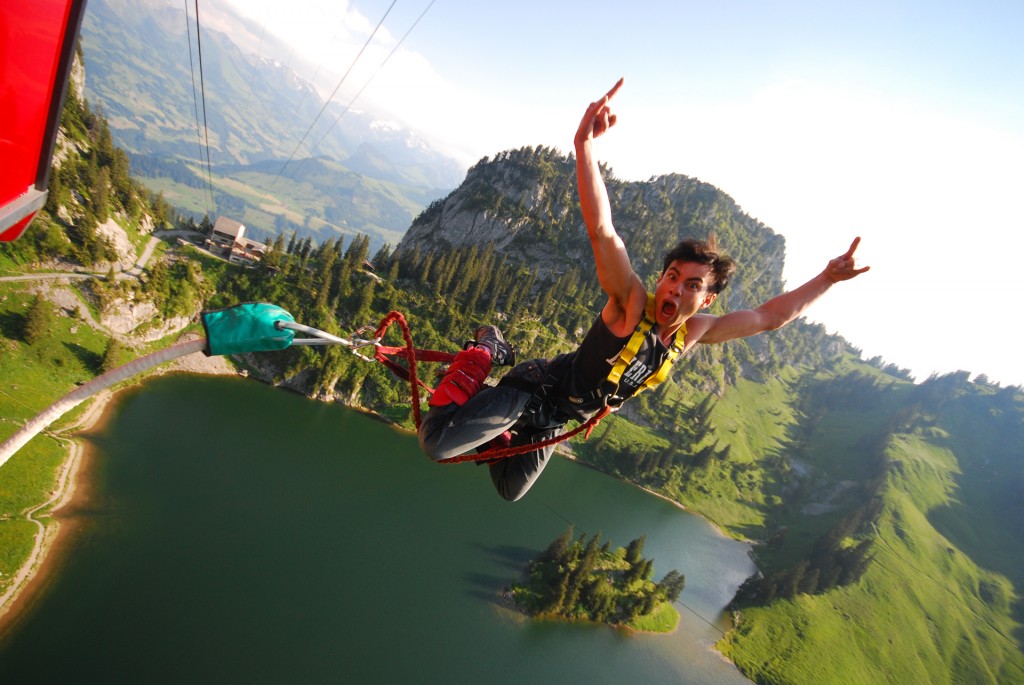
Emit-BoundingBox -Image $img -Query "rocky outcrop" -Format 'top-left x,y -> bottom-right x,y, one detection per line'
94,218 -> 137,271
100,298 -> 158,335
99,297 -> 194,343
396,146 -> 788,309
237,352 -> 318,397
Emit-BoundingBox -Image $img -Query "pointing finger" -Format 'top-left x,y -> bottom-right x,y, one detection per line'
604,77 -> 624,103
841,236 -> 862,260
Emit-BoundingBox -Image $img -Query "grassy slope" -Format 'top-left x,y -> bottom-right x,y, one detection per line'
628,602 -> 681,633
680,372 -> 799,533
719,427 -> 1024,685
574,358 -> 1022,684
0,283 -> 111,586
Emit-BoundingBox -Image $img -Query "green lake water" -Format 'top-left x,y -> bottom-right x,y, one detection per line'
0,375 -> 755,683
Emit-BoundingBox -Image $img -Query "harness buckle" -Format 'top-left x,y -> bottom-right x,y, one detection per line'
604,393 -> 626,408
598,379 -> 621,404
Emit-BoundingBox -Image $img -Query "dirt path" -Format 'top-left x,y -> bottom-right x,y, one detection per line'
0,229 -> 176,284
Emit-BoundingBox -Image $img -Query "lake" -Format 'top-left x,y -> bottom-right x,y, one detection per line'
0,375 -> 754,683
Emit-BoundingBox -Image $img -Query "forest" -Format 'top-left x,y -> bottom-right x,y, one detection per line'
508,527 -> 685,630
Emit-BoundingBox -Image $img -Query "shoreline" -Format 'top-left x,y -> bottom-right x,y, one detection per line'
0,350 -> 747,644
0,347 -> 237,637
0,392 -> 110,638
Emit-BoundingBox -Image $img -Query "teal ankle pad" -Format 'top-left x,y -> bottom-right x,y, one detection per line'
201,303 -> 296,356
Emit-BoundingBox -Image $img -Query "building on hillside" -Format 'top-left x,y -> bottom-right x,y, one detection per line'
209,216 -> 244,247
206,216 -> 267,265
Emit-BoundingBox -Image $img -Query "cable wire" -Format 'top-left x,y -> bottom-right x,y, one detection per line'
302,0 -> 437,166
183,0 -> 214,217
0,339 -> 207,469
269,0 -> 397,191
192,0 -> 216,215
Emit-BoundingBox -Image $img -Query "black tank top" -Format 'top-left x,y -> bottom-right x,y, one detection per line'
560,314 -> 674,410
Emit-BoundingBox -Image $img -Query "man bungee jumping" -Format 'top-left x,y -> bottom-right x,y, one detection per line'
418,78 -> 870,501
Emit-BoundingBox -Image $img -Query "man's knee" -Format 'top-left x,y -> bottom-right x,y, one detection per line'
417,407 -> 458,461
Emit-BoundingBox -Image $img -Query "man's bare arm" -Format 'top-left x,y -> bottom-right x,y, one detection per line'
574,78 -> 646,331
696,237 -> 870,344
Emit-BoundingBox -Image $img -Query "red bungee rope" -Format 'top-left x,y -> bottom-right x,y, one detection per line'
371,311 -> 608,464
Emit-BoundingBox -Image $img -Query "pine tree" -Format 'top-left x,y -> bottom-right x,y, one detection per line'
418,251 -> 436,288
23,296 -> 52,345
352,278 -> 375,325
109,148 -> 134,209
541,526 -> 574,563
371,243 -> 392,270
151,191 -> 172,229
99,338 -> 125,374
315,267 -> 334,311
45,169 -> 68,214
624,535 -> 646,566
657,570 -> 686,603
263,234 -> 286,271
344,234 -> 370,267
92,167 -> 111,222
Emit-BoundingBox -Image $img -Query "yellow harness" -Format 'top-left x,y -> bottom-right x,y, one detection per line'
603,293 -> 686,401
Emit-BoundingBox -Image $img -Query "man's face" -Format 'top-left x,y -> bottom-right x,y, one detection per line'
654,260 -> 718,329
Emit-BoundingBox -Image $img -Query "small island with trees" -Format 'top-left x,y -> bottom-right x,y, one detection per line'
507,527 -> 686,633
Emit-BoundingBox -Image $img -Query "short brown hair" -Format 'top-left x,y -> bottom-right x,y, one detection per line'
661,235 -> 736,294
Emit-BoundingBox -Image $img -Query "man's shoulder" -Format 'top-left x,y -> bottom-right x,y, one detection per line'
601,286 -> 649,338
684,314 -> 719,345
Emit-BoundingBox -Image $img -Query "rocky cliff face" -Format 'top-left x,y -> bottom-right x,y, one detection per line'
397,146 -> 788,311
398,148 -> 582,274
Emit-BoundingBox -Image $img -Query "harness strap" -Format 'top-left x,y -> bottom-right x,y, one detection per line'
601,293 -> 686,401
604,294 -> 655,389
370,311 -> 606,463
520,354 -> 574,416
435,406 -> 613,465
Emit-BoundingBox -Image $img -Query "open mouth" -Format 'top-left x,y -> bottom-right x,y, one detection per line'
660,300 -> 677,321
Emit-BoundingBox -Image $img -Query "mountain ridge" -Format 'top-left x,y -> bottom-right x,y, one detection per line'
78,0 -> 462,249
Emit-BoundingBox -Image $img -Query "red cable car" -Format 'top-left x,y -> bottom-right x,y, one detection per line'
0,0 -> 89,241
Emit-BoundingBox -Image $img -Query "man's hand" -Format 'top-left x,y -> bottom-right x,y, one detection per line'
575,78 -> 625,147
824,237 -> 871,283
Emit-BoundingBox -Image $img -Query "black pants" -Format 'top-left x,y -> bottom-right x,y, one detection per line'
418,360 -> 564,502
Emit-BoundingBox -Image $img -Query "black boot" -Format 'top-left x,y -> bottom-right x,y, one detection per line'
466,325 -> 516,367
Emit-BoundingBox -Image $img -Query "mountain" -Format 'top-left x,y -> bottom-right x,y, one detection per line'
77,0 -> 464,249
4,42 -> 1022,685
399,146 -> 787,305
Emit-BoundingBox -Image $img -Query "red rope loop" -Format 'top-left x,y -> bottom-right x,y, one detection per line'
370,311 -> 607,464
373,311 -> 429,428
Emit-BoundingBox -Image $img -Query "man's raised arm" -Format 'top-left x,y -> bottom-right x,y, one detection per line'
574,78 -> 646,329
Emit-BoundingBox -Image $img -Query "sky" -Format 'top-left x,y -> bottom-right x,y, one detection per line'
218,0 -> 1024,388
